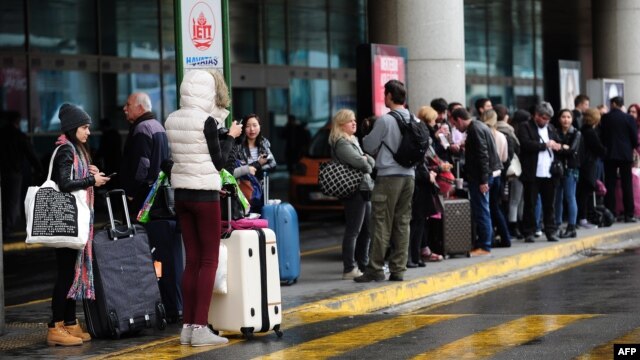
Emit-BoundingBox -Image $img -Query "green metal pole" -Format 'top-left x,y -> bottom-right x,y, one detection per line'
174,0 -> 184,110
221,0 -> 232,126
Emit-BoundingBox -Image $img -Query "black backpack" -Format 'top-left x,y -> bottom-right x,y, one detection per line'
383,110 -> 430,168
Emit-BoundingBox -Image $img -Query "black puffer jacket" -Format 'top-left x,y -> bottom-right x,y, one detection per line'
52,144 -> 95,192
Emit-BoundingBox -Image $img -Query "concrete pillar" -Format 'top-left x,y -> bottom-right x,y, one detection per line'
368,0 -> 466,108
592,0 -> 640,103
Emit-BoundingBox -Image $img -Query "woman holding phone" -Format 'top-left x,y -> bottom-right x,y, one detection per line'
229,113 -> 276,213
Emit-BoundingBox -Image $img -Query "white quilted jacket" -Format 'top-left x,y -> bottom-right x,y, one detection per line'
165,70 -> 229,191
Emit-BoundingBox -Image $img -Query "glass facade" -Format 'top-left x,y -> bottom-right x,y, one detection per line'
1,0 -> 552,159
464,0 -> 543,112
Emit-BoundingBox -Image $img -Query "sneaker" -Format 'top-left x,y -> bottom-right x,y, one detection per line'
534,230 -> 543,238
190,326 -> 228,347
469,248 -> 491,257
180,326 -> 193,345
382,263 -> 390,275
578,219 -> 598,229
388,273 -> 404,281
342,268 -> 363,280
354,272 -> 386,283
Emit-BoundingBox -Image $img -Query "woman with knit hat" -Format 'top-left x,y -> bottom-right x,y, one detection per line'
46,103 -> 110,346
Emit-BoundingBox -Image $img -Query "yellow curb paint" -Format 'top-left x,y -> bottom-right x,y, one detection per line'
3,242 -> 43,252
89,336 -> 243,360
412,315 -> 597,360
253,315 -> 465,360
5,298 -> 51,309
285,227 -> 640,317
575,327 -> 640,360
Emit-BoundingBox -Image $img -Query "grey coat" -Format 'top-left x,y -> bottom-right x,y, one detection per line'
332,137 -> 375,191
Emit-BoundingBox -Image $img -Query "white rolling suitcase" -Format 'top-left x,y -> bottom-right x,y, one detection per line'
208,194 -> 283,339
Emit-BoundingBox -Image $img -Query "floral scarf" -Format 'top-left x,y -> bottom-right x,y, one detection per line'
55,134 -> 96,300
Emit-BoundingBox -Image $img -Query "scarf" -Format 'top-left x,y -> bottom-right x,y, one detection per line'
56,134 -> 96,300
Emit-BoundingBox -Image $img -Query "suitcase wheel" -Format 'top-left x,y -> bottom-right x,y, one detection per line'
274,324 -> 283,338
241,327 -> 254,340
281,279 -> 297,286
156,302 -> 168,330
158,318 -> 167,330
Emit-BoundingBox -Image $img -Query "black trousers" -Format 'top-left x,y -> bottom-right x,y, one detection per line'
51,248 -> 78,323
604,160 -> 634,218
522,177 -> 557,236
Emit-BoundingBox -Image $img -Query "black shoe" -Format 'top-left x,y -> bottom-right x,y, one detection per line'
406,262 -> 418,268
547,233 -> 560,242
559,225 -> 577,239
525,235 -> 535,243
509,222 -> 523,239
494,241 -> 512,248
417,261 -> 426,267
625,216 -> 638,223
354,272 -> 386,283
389,273 -> 404,281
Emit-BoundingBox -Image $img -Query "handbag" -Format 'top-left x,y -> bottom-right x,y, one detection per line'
318,161 -> 364,199
506,153 -> 522,177
550,159 -> 565,178
25,145 -> 90,250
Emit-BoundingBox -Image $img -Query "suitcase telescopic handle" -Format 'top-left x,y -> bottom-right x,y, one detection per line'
105,189 -> 135,239
263,171 -> 269,206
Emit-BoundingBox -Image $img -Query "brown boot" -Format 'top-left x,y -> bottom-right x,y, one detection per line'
47,321 -> 83,346
64,320 -> 92,342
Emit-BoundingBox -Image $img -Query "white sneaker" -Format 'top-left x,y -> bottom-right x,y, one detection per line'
342,268 -> 363,280
180,326 -> 192,345
578,219 -> 598,229
534,230 -> 543,237
382,263 -> 390,275
190,326 -> 228,347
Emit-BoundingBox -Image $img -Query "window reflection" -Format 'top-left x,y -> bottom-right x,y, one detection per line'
289,1 -> 328,68
329,1 -> 366,69
34,70 -> 99,132
265,0 -> 286,65
29,0 -> 97,54
230,0 -> 261,63
100,0 -> 160,59
0,68 -> 28,128
0,0 -> 25,50
290,78 -> 329,134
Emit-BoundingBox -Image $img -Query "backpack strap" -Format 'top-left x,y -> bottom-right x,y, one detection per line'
381,110 -> 406,154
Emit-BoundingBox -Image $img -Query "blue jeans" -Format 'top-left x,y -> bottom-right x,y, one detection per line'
468,178 -> 493,251
490,176 -> 511,244
555,169 -> 578,226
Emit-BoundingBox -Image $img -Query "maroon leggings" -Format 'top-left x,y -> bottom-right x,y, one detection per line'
175,200 -> 221,325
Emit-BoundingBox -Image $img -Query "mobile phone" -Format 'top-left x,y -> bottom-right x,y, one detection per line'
236,119 -> 243,125
106,172 -> 118,178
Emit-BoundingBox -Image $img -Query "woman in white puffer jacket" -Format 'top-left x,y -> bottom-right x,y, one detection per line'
164,69 -> 240,347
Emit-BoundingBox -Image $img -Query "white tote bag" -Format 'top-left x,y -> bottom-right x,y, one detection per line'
213,242 -> 228,294
24,145 -> 90,250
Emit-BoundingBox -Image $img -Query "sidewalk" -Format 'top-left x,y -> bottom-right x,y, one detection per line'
2,221 -> 640,357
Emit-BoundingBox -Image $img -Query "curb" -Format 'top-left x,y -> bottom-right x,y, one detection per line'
286,225 -> 640,317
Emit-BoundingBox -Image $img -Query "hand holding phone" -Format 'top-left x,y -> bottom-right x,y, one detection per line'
106,172 -> 118,178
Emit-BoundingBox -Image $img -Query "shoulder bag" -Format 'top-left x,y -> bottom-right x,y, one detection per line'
25,145 -> 90,249
318,141 -> 364,199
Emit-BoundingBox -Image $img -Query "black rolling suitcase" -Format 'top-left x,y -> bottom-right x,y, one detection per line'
441,198 -> 473,257
144,220 -> 184,323
83,189 -> 167,339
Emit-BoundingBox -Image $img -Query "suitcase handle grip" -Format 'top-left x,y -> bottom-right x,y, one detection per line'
104,189 -> 135,239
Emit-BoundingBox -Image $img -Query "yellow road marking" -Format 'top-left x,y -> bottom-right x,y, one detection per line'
574,327 -> 640,360
300,245 -> 341,257
412,314 -> 598,360
253,315 -> 465,360
5,298 -> 51,309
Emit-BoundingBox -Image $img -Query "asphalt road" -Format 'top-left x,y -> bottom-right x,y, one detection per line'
113,246 -> 640,359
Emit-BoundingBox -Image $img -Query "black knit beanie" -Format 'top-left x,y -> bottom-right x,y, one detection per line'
59,103 -> 92,132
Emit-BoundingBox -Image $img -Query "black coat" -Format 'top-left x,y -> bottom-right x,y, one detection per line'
555,126 -> 582,170
516,120 -> 560,182
579,125 -> 606,188
463,120 -> 502,184
600,108 -> 638,162
52,144 -> 95,192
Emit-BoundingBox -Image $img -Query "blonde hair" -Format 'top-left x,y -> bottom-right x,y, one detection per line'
208,69 -> 231,108
481,109 -> 498,129
417,106 -> 438,126
583,108 -> 601,127
329,109 -> 356,145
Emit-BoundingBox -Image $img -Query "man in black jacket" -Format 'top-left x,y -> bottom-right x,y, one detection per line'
121,92 -> 170,218
600,96 -> 638,222
517,102 -> 562,243
450,108 -> 502,256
